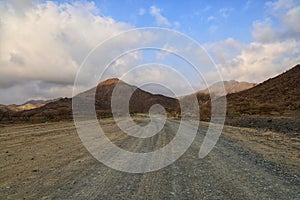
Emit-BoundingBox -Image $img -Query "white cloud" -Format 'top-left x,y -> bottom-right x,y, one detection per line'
149,6 -> 170,26
252,18 -> 278,43
266,0 -> 295,10
0,1 -> 131,104
121,64 -> 196,97
205,37 -> 300,85
1,0 -> 299,104
156,44 -> 179,60
253,0 -> 300,42
204,38 -> 244,65
204,0 -> 300,84
215,40 -> 300,82
281,6 -> 300,37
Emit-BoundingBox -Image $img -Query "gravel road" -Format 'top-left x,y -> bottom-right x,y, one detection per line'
0,117 -> 299,199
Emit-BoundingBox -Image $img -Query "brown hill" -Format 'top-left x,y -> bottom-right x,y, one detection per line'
200,80 -> 256,98
226,64 -> 300,116
2,98 -> 63,113
181,80 -> 255,120
2,65 -> 298,123
182,64 -> 300,120
1,79 -> 179,122
74,78 -> 180,117
7,103 -> 46,112
0,104 -> 13,122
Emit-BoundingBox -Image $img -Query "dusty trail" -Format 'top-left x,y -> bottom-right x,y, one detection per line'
0,117 -> 299,199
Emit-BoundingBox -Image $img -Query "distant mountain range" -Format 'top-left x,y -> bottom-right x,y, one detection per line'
0,64 -> 299,122
2,98 -> 63,112
199,80 -> 256,98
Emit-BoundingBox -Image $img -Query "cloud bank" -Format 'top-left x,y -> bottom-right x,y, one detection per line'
0,1 -> 130,104
205,0 -> 300,83
0,0 -> 299,104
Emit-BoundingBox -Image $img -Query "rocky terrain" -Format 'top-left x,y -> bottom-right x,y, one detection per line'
226,64 -> 300,116
225,115 -> 300,135
0,117 -> 299,199
0,66 -> 299,199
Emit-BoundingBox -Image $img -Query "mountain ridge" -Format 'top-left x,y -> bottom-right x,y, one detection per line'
0,64 -> 299,122
226,64 -> 300,116
0,79 -> 180,122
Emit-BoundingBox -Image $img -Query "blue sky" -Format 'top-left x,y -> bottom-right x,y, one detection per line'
61,0 -> 267,43
0,0 -> 299,104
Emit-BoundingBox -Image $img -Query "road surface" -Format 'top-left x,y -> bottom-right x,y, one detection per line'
0,117 -> 299,199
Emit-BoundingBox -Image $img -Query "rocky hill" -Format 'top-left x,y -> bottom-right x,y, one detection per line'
181,64 -> 300,120
0,79 -> 179,122
1,65 -> 299,123
226,64 -> 300,116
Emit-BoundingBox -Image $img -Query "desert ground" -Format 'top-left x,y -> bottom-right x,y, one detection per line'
0,117 -> 299,199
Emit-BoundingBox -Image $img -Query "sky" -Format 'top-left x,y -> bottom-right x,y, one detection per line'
0,0 -> 300,104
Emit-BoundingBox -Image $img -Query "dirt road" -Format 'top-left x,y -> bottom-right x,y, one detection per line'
0,117 -> 299,199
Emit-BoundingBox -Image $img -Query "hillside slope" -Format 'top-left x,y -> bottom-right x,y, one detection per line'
226,64 -> 300,116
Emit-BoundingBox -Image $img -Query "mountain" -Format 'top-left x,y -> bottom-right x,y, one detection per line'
2,98 -> 63,112
2,64 -> 299,123
74,78 -> 179,116
0,79 -> 179,122
182,64 -> 300,120
23,99 -> 47,104
7,103 -> 46,112
180,80 -> 255,120
199,80 -> 256,98
225,64 -> 300,116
